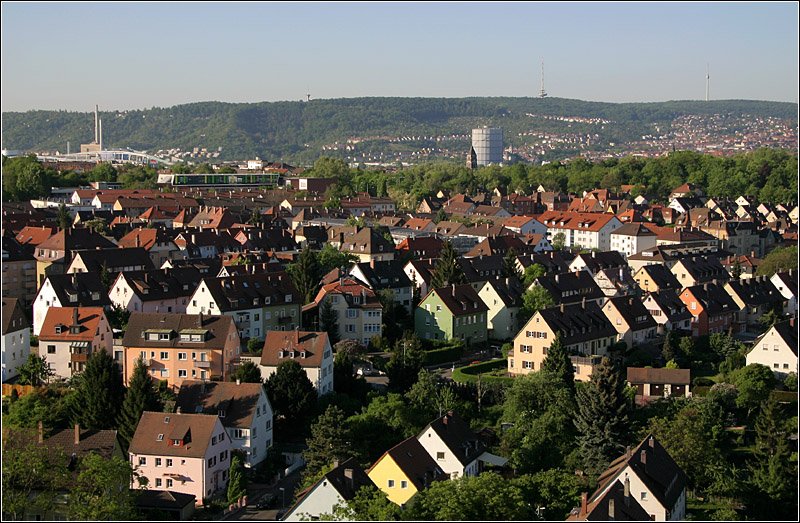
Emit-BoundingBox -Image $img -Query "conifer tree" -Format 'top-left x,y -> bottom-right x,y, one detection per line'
71,349 -> 125,430
540,332 -> 574,392
117,358 -> 162,450
227,453 -> 248,505
749,396 -> 796,514
265,360 -> 316,429
503,248 -> 522,281
288,245 -> 321,304
302,405 -> 355,487
430,241 -> 466,290
574,356 -> 630,476
319,298 -> 340,345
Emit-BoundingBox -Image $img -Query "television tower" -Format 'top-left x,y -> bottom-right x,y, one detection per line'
705,63 -> 710,102
539,59 -> 547,98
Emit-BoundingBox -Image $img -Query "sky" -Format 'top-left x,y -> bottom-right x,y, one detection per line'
2,1 -> 798,112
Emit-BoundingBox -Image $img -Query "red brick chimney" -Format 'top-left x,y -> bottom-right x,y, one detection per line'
74,423 -> 81,445
581,492 -> 588,515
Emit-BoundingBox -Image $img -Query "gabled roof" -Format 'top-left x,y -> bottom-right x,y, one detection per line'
458,254 -> 505,283
2,297 -> 28,335
421,411 -> 485,467
465,235 -> 529,258
482,277 -> 525,308
369,436 -> 445,492
534,271 -> 605,305
116,267 -> 203,301
351,260 -> 412,290
118,227 -> 175,251
636,264 -> 680,290
724,277 -> 782,308
129,411 -> 220,458
340,227 -> 394,254
610,222 -> 657,237
752,320 -> 798,357
175,380 -> 267,429
36,227 -> 117,254
567,479 -> 651,521
200,272 -> 300,312
681,283 -> 739,316
15,225 -> 57,246
643,290 -> 693,322
627,367 -> 690,386
604,296 -> 657,331
427,284 -> 489,316
43,425 -> 120,460
71,247 -> 155,272
315,277 -> 382,310
537,302 -> 617,345
42,272 -> 112,307
534,211 -> 620,232
260,330 -> 329,368
39,307 -> 105,342
122,312 -> 234,349
672,255 -> 730,284
572,251 -> 627,273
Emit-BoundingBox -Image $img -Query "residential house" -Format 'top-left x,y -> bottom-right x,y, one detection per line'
593,266 -> 638,298
585,435 -> 687,520
535,211 -> 623,251
626,367 -> 691,405
2,234 -> 37,306
415,284 -> 488,346
310,277 -> 382,346
109,268 -> 203,314
340,227 -> 395,262
403,258 -> 436,299
416,411 -> 500,480
567,477 -> 651,521
602,296 -> 658,348
33,272 -> 112,335
568,251 -> 627,276
770,270 -> 798,316
501,215 -> 547,236
642,291 -> 693,336
458,254 -> 506,287
633,264 -> 681,293
723,277 -> 784,330
530,271 -> 605,307
14,225 -> 57,247
477,278 -> 524,341
367,436 -> 445,507
2,298 -> 30,382
515,250 -> 574,275
395,236 -> 444,262
122,312 -> 240,390
670,256 -> 730,288
700,220 -> 761,256
348,259 -> 414,313
285,458 -> 375,520
118,228 -> 180,268
609,223 -> 658,259
175,380 -> 273,468
129,411 -> 231,504
256,330 -> 334,395
721,253 -> 762,279
38,307 -> 113,380
66,246 -> 155,275
187,273 -> 301,340
464,235 -> 533,258
746,319 -> 797,377
510,301 -> 617,380
641,224 -> 718,248
33,227 -> 117,287
678,283 -> 740,336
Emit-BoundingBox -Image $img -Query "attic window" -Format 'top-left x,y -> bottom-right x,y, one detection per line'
70,326 -> 81,335
265,297 -> 271,305
157,434 -> 164,441
285,294 -> 292,303
55,325 -> 63,334
218,410 -> 226,418
164,416 -> 170,423
300,351 -> 307,359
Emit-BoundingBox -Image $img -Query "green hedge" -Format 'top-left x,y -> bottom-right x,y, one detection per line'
422,344 -> 465,365
771,390 -> 798,403
452,359 -> 512,384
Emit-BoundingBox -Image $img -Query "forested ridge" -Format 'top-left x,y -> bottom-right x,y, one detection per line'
2,97 -> 796,162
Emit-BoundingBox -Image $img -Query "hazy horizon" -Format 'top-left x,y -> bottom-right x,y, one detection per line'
2,2 -> 798,112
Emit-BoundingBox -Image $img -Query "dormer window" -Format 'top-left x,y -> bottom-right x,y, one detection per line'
285,294 -> 292,303
70,326 -> 81,335
264,297 -> 271,305
68,293 -> 78,303
164,416 -> 170,423
218,410 -> 226,418
55,324 -> 63,334
157,434 -> 164,441
300,351 -> 307,359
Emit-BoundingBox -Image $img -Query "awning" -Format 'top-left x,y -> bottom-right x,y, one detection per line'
478,452 -> 508,467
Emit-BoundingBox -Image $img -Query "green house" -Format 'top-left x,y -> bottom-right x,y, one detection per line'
415,283 -> 489,346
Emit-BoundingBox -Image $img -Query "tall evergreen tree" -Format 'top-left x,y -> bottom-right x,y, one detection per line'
57,204 -> 72,230
319,298 -> 340,345
749,397 -> 796,516
288,245 -> 321,304
117,358 -> 162,451
265,360 -> 317,430
71,349 -> 125,430
227,453 -> 248,504
540,332 -> 574,391
302,405 -> 355,487
430,241 -> 466,290
231,360 -> 263,383
574,357 -> 630,476
503,248 -> 522,281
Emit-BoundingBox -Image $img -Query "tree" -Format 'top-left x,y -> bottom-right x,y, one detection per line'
319,298 -> 340,345
117,358 -> 162,451
756,246 -> 797,277
246,337 -> 263,355
67,453 -> 141,520
730,364 -> 776,418
287,245 -> 321,304
758,305 -> 785,329
265,360 -> 317,429
227,453 -> 248,504
519,285 -> 555,325
748,397 -> 796,518
17,354 -> 54,386
503,248 -> 522,281
540,332 -> 574,391
325,485 -> 400,521
2,436 -> 70,520
385,334 -> 425,392
70,349 -> 125,430
661,329 -> 678,364
89,162 -> 117,182
574,357 -> 630,476
513,470 -> 582,520
106,303 -> 131,331
57,204 -> 72,230
433,207 -> 448,224
302,405 -> 355,488
731,258 -> 743,280
231,360 -> 263,383
333,350 -> 369,402
429,241 -> 466,290
522,263 -> 547,287
552,232 -> 566,251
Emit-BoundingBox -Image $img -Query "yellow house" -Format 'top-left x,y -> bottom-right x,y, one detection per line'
366,436 -> 444,506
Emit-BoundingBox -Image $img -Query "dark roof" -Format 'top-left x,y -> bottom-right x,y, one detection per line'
2,234 -> 35,262
36,227 -> 117,254
134,489 -> 196,510
572,251 -> 627,273
428,284 -> 489,316
772,270 -> 798,295
643,290 -> 693,322
43,425 -> 120,460
122,312 -> 235,350
2,297 -> 28,335
674,256 -> 730,284
636,264 -> 680,290
568,479 -> 652,521
368,436 -> 444,491
627,367 -> 691,385
351,259 -> 412,291
611,222 -> 657,237
538,302 -> 618,345
116,267 -> 204,301
423,411 -> 485,467
534,271 -> 605,305
45,272 -> 112,308
772,320 -> 798,356
605,296 -> 658,331
200,272 -> 300,312
323,458 -> 374,501
725,277 -> 783,307
682,283 -> 739,316
175,380 -> 267,429
340,227 -> 394,255
594,435 -> 687,514
465,235 -> 532,258
71,247 -> 155,273
481,277 -> 525,308
458,254 -> 505,283
516,251 -> 574,273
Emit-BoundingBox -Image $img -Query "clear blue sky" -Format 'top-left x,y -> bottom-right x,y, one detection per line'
2,1 -> 798,112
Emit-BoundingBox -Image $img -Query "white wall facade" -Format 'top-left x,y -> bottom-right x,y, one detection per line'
2,328 -> 31,382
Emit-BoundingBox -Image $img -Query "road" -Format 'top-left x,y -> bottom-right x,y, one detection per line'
224,468 -> 303,521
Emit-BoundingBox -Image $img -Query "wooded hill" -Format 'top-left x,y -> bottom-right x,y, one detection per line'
2,97 -> 796,163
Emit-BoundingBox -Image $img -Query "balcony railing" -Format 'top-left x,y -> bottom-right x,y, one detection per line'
194,360 -> 211,369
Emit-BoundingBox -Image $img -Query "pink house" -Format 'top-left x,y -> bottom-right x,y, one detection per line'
129,411 -> 232,504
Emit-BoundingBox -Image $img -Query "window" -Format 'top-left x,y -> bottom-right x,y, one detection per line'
640,492 -> 647,500
166,479 -> 173,488
784,364 -> 790,369
155,478 -> 162,487
691,302 -> 697,310
436,305 -> 442,312
138,457 -> 146,466
436,452 -> 445,461
47,345 -> 56,354
155,458 -> 162,467
166,459 -> 173,467
178,369 -> 187,378
523,361 -> 533,369
160,352 -> 169,360
401,480 -> 408,489
208,457 -> 216,468
178,352 -> 187,360
387,479 -> 395,488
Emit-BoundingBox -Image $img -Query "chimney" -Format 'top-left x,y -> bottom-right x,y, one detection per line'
236,378 -> 241,386
560,302 -> 565,313
581,492 -> 588,516
703,282 -> 708,291
72,307 -> 79,327
624,476 -> 631,507
74,423 -> 80,445
72,272 -> 77,288
38,421 -> 44,444
176,406 -> 182,413
608,498 -> 615,519
625,445 -> 631,459
198,311 -> 204,326
555,274 -> 559,283
344,468 -> 354,487
640,449 -> 647,464
582,297 -> 586,310
135,234 -> 140,248
649,435 -> 655,448
452,284 -> 456,297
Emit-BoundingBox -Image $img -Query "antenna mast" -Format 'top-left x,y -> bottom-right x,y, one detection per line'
539,59 -> 547,98
705,63 -> 710,102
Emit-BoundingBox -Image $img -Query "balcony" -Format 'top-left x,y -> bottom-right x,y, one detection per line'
70,353 -> 89,363
194,360 -> 211,369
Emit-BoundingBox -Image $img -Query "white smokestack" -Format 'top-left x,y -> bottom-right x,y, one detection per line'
99,118 -> 103,151
95,105 -> 99,143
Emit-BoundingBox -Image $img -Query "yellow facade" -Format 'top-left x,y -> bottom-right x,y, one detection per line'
367,455 -> 418,506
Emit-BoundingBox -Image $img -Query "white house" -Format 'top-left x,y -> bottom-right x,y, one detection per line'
2,298 -> 30,382
536,211 -> 623,251
416,411 -> 486,480
33,273 -> 111,336
770,270 -> 797,316
255,330 -> 334,395
609,223 -> 658,259
746,319 -> 797,377
283,458 -> 374,521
